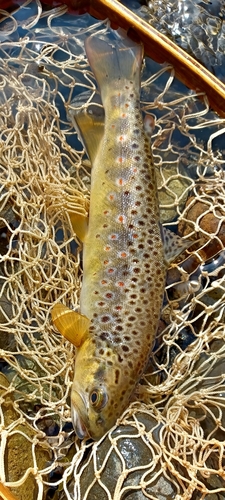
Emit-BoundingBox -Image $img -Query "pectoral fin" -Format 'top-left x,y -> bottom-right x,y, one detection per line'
51,303 -> 90,347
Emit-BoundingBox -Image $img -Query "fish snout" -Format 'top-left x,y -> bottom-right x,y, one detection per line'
71,403 -> 89,439
71,389 -> 89,439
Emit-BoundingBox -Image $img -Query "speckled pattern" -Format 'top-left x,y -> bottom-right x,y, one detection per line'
71,33 -> 166,440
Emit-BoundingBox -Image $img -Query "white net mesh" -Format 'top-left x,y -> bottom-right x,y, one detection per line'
0,1 -> 225,499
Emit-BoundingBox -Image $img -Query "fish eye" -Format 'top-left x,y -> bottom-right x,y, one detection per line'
89,388 -> 108,411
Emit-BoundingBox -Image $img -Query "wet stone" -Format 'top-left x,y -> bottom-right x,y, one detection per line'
79,412 -> 178,500
0,287 -> 15,351
192,473 -> 225,500
0,372 -> 50,500
156,165 -> 191,223
178,196 -> 225,245
0,200 -> 16,229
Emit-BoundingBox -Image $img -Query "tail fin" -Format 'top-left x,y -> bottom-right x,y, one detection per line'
84,31 -> 143,96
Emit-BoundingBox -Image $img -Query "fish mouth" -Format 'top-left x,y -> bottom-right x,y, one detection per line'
71,390 -> 89,440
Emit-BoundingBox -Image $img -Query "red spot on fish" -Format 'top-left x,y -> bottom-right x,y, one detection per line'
104,260 -> 109,265
118,157 -> 123,163
120,252 -> 127,258
133,233 -> 138,238
110,234 -> 117,240
108,268 -> 114,274
133,167 -> 137,173
103,210 -> 109,215
125,103 -> 129,108
105,245 -> 111,251
121,113 -> 127,118
118,281 -> 124,287
119,136 -> 124,141
111,124 -> 115,128
101,280 -> 107,285
118,215 -> 125,224
115,305 -> 122,310
109,194 -> 115,201
118,178 -> 124,185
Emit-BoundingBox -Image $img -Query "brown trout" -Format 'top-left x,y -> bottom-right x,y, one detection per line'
52,30 -> 188,440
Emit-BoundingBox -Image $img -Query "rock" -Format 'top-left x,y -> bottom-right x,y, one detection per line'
156,165 -> 192,223
0,200 -> 16,229
0,287 -> 16,351
167,339 -> 225,494
77,412 -> 178,500
178,196 -> 225,246
0,372 -> 51,500
0,330 -> 15,352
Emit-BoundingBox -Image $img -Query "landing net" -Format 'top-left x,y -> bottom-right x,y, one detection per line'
0,2 -> 225,499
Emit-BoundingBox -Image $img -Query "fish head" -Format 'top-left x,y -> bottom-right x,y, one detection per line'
71,338 -> 131,440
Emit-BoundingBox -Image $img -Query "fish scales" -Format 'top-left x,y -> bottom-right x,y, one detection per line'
81,84 -> 165,364
52,31 -> 167,440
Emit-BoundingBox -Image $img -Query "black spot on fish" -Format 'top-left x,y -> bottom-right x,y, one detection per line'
115,369 -> 120,384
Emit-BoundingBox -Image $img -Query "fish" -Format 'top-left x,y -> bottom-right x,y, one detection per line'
51,29 -> 191,440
